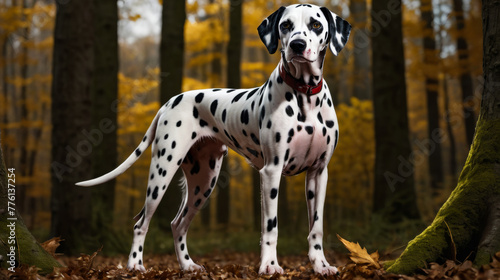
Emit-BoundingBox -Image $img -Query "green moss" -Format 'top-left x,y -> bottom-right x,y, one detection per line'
382,259 -> 396,269
0,216 -> 62,274
387,119 -> 500,275
17,226 -> 63,274
386,218 -> 450,274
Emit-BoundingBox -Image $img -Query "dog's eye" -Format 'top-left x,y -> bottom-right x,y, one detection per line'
281,22 -> 291,30
312,22 -> 322,29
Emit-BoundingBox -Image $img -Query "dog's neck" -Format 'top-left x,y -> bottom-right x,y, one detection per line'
278,60 -> 324,95
279,47 -> 327,95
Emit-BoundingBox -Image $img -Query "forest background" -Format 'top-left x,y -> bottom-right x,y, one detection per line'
0,0 -> 483,259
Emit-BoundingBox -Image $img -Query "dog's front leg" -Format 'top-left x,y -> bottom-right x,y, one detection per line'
306,168 -> 338,275
258,164 -> 284,275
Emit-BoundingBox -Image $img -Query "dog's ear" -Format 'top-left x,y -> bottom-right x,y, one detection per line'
320,7 -> 352,56
258,6 -> 286,54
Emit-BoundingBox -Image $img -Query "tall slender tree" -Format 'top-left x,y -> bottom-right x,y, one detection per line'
160,0 -> 185,105
442,78 -> 458,181
452,0 -> 476,146
17,0 -> 32,215
159,0 -> 186,228
50,0 -> 94,254
371,0 -> 420,221
387,0 -> 500,272
420,0 -> 444,205
216,0 -> 243,226
349,0 -> 371,100
90,0 -> 118,250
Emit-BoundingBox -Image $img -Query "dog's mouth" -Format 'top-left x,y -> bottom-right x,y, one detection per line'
287,55 -> 315,64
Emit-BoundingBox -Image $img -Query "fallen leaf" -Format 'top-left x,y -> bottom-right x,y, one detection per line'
337,234 -> 380,269
41,237 -> 62,257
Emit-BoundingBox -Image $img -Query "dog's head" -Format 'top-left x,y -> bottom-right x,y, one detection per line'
258,4 -> 351,84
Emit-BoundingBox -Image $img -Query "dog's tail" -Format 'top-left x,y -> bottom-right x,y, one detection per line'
76,108 -> 163,187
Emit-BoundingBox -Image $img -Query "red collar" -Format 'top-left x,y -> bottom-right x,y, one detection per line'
279,64 -> 323,95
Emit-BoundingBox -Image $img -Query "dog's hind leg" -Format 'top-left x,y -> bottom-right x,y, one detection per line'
126,116 -> 198,271
171,138 -> 226,271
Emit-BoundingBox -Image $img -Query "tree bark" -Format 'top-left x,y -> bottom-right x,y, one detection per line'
387,0 -> 500,273
0,134 -> 61,274
371,0 -> 420,221
349,0 -> 371,100
158,0 -> 186,229
442,77 -> 458,180
50,0 -> 94,254
452,0 -> 476,146
17,0 -> 32,216
421,0 -> 444,206
160,0 -> 185,104
227,0 -> 242,89
215,0 -> 242,227
90,0 -> 118,251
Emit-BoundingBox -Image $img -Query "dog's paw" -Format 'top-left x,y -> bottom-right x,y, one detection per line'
313,263 -> 338,276
127,263 -> 146,272
259,262 -> 284,275
183,263 -> 205,272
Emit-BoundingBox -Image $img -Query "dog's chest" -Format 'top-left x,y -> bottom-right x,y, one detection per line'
278,92 -> 338,175
209,85 -> 338,175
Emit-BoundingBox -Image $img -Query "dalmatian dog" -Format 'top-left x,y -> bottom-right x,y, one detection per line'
77,3 -> 351,275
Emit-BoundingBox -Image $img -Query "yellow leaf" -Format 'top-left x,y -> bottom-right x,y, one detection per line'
370,251 -> 380,260
337,234 -> 380,268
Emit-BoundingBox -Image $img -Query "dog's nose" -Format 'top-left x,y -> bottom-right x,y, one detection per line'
290,39 -> 307,53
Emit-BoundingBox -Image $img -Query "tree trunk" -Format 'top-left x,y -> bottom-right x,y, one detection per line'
209,0 -> 224,89
90,0 -> 118,251
0,135 -> 61,274
1,39 -> 8,153
421,0 -> 444,206
215,0 -> 242,227
442,77 -> 458,180
387,0 -> 500,273
452,0 -> 476,146
227,0 -> 242,89
17,0 -> 32,216
349,0 -> 371,100
50,0 -> 94,254
160,0 -> 185,104
371,0 -> 420,221
158,0 -> 186,229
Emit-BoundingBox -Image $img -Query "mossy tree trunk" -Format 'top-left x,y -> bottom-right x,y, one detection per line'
387,0 -> 500,274
0,134 -> 61,274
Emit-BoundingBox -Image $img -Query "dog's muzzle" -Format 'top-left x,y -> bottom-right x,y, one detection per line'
290,39 -> 307,54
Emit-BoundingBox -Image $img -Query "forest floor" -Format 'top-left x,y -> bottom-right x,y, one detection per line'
3,250 -> 500,279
